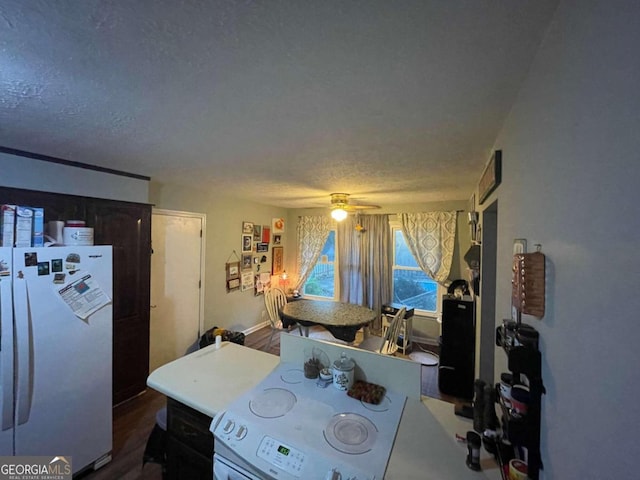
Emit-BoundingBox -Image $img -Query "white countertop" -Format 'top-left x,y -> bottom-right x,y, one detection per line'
147,341 -> 279,418
147,339 -> 500,479
398,397 -> 501,480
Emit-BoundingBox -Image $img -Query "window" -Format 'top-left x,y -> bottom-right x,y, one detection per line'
303,230 -> 337,299
392,227 -> 441,315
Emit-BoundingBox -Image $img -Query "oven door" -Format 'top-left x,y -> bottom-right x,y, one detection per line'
214,453 -> 263,480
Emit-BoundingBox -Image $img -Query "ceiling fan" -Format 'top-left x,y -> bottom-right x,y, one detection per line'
329,193 -> 380,221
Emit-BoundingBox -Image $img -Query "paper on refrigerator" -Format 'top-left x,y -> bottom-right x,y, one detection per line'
55,271 -> 112,320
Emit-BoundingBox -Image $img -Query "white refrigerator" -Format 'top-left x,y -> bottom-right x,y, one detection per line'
0,245 -> 113,474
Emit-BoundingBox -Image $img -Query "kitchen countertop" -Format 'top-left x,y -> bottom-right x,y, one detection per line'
147,341 -> 279,418
392,397 -> 501,479
147,340 -> 500,479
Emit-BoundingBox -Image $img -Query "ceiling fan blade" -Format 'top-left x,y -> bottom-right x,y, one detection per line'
344,204 -> 380,211
328,192 -> 380,212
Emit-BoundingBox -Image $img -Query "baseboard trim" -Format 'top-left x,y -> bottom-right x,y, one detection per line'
243,321 -> 269,336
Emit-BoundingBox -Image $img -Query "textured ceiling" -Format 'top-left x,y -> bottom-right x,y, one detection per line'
0,1 -> 558,208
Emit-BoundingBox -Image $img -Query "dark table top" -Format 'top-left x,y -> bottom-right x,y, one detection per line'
280,300 -> 377,343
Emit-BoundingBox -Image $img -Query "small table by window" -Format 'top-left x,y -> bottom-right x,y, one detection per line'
280,300 -> 377,343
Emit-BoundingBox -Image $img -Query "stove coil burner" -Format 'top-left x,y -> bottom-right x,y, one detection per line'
249,388 -> 296,418
279,368 -> 305,384
324,413 -> 379,454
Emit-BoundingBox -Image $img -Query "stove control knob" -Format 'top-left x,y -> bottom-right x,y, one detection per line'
235,424 -> 248,440
222,419 -> 235,434
324,468 -> 340,480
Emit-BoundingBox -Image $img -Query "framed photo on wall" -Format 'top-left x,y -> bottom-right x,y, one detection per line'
226,261 -> 240,280
478,150 -> 502,205
272,217 -> 285,233
273,234 -> 282,245
241,234 -> 252,253
241,271 -> 254,292
227,278 -> 240,292
272,246 -> 284,275
242,221 -> 254,234
226,260 -> 241,292
262,226 -> 270,243
253,224 -> 262,242
241,254 -> 252,270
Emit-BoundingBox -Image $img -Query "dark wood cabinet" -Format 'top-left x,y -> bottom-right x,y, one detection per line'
166,436 -> 212,480
87,200 -> 151,404
0,186 -> 152,405
166,398 -> 213,480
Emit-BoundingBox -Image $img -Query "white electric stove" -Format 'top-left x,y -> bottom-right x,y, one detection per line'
211,361 -> 407,480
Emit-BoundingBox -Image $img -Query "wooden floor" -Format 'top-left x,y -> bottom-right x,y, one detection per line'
76,389 -> 165,480
79,325 -> 455,479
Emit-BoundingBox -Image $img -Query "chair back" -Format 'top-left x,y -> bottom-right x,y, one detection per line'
380,307 -> 406,355
264,287 -> 287,327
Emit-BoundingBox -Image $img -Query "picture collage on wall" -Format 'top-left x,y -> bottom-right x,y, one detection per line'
229,218 -> 285,295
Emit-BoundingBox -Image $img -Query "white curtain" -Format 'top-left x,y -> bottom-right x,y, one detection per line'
294,216 -> 332,291
400,211 -> 457,285
337,214 -> 391,331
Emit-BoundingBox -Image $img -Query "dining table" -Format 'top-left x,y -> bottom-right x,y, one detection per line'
279,299 -> 377,343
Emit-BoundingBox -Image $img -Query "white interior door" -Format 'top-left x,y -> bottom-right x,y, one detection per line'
150,210 -> 205,373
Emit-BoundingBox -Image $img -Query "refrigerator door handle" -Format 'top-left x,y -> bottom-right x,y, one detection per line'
0,278 -> 14,431
13,278 -> 34,425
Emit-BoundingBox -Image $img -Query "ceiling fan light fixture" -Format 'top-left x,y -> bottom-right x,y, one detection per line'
328,192 -> 379,221
331,208 -> 348,221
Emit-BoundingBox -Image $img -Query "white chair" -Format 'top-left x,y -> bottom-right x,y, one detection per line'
357,307 -> 406,355
263,287 -> 302,351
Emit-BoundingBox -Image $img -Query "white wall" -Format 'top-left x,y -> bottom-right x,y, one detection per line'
0,151 -> 149,203
149,181 -> 291,333
481,2 -> 640,478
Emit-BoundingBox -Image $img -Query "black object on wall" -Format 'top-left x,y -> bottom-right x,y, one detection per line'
438,297 -> 475,400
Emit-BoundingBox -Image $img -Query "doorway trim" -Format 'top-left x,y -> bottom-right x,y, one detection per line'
152,208 -> 207,337
478,200 -> 497,384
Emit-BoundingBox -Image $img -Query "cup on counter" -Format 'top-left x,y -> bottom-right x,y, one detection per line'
316,368 -> 333,388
